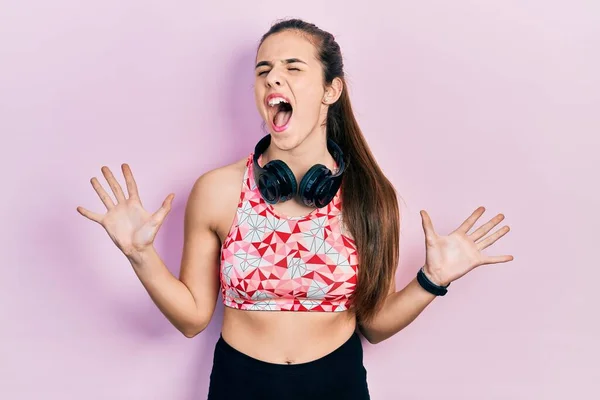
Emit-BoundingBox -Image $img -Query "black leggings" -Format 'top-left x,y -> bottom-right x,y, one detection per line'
207,331 -> 371,400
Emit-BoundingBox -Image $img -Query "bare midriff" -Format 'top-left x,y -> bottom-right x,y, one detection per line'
221,306 -> 357,365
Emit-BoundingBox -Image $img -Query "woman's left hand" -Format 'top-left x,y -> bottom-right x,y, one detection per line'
419,206 -> 514,286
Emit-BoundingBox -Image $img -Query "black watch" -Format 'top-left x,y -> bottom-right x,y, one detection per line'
416,267 -> 450,296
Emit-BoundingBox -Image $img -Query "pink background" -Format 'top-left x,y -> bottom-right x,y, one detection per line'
1,1 -> 598,399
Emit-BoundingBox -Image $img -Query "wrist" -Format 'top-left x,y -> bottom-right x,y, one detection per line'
416,266 -> 450,297
422,264 -> 450,287
126,245 -> 157,268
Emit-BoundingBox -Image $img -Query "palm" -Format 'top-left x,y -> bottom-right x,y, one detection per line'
425,235 -> 479,273
420,207 -> 514,286
102,200 -> 153,253
77,164 -> 174,257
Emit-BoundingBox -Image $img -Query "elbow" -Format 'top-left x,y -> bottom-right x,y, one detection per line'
180,318 -> 209,339
363,333 -> 384,345
366,337 -> 381,345
359,326 -> 384,345
359,323 -> 397,345
181,328 -> 200,339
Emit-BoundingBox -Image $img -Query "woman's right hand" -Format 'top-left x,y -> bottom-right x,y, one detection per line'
77,164 -> 175,258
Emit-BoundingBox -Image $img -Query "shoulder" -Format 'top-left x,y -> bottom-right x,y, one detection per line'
185,155 -> 249,230
192,156 -> 248,193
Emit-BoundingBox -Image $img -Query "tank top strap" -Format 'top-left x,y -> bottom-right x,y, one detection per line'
242,152 -> 253,191
238,153 -> 267,211
245,152 -> 259,192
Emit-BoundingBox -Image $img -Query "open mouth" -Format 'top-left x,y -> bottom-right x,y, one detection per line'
267,96 -> 293,132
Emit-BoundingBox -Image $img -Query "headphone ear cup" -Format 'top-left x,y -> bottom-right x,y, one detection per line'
260,160 -> 297,204
298,165 -> 334,208
312,177 -> 340,208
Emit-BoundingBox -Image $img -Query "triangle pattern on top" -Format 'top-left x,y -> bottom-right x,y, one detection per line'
219,153 -> 359,312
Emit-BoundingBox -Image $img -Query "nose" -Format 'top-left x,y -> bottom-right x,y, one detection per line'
266,70 -> 283,87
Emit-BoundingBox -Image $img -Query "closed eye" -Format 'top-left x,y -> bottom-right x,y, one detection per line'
257,67 -> 301,77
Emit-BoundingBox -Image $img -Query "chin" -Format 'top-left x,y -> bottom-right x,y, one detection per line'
264,127 -> 305,152
268,130 -> 296,149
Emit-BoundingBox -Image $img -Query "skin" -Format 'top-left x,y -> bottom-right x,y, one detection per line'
77,30 -> 514,365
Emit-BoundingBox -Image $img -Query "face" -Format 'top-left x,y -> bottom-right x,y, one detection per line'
254,30 -> 340,150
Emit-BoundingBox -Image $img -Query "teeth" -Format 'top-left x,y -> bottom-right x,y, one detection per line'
267,97 -> 289,107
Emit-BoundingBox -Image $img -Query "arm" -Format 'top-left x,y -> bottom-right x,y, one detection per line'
358,268 -> 437,344
359,206 -> 514,344
128,171 -> 223,338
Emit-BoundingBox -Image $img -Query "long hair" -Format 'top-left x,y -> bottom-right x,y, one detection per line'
259,19 -> 400,324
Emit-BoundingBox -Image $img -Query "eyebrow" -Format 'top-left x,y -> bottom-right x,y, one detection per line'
255,58 -> 307,69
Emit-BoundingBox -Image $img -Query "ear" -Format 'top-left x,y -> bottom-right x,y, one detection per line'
323,77 -> 344,104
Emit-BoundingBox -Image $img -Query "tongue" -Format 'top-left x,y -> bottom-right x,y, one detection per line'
274,110 -> 292,128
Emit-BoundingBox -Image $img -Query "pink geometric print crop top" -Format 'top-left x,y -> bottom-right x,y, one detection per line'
219,153 -> 359,312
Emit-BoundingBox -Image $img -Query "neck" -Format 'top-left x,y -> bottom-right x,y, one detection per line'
262,131 -> 336,178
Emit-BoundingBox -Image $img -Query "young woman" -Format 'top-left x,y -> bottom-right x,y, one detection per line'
77,19 -> 513,400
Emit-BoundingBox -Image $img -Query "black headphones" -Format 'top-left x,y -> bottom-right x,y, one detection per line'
252,134 -> 346,208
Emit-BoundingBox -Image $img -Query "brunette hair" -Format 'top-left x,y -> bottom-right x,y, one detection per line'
259,19 -> 400,324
